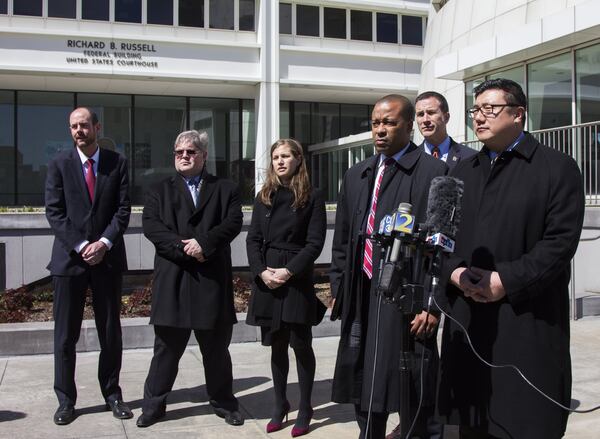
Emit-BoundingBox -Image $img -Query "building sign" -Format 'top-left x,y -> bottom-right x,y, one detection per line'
65,39 -> 159,68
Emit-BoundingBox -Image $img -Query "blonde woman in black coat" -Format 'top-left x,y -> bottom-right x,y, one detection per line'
246,139 -> 326,437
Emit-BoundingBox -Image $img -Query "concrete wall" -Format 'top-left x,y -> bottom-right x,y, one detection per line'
1,208 -> 599,296
0,211 -> 336,289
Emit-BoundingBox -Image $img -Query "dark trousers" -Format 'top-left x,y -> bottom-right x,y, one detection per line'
142,323 -> 238,417
355,405 -> 389,439
53,271 -> 123,407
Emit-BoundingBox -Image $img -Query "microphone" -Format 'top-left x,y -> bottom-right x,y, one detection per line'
424,176 -> 464,290
424,176 -> 464,249
378,214 -> 394,237
390,203 -> 415,262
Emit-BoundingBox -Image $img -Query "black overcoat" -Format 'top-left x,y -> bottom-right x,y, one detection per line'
438,133 -> 585,438
246,187 -> 327,328
142,173 -> 243,330
45,147 -> 130,275
330,143 -> 447,412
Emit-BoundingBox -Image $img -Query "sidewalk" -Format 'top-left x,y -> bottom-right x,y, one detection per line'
2,318 -> 600,438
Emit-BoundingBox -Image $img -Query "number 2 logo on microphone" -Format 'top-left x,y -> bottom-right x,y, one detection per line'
394,213 -> 415,234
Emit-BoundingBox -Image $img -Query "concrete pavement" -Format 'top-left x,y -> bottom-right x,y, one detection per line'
2,318 -> 600,438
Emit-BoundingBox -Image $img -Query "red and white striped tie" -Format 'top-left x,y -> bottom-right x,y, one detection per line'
363,158 -> 393,278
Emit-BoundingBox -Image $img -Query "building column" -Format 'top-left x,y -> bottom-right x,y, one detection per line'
255,0 -> 280,194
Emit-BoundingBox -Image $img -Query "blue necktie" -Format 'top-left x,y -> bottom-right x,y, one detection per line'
188,177 -> 200,206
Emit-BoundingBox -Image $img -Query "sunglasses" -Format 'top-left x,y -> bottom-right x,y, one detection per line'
174,149 -> 200,157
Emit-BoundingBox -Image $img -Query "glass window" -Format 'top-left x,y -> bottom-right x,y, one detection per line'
133,96 -> 186,204
179,0 -> 203,27
280,101 -> 290,138
210,0 -> 234,30
82,0 -> 109,20
377,13 -> 398,44
341,104 -> 370,137
240,99 -> 255,202
115,0 -> 142,23
14,0 -> 42,16
147,0 -> 173,25
489,65 -> 525,90
77,93 -> 132,161
239,0 -> 255,31
17,91 -> 74,206
402,15 -> 422,46
48,0 -> 76,18
351,10 -> 372,41
0,0 -> 7,14
0,91 -> 15,205
576,44 -> 600,124
324,7 -> 346,39
297,5 -> 319,37
528,53 -> 572,130
279,3 -> 292,35
465,78 -> 484,141
189,97 -> 239,180
292,102 -> 311,147
311,103 -> 340,144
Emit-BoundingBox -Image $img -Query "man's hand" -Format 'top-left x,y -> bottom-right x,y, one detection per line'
181,238 -> 205,262
469,267 -> 506,302
450,267 -> 487,302
269,267 -> 292,283
410,311 -> 439,339
81,241 -> 108,266
260,268 -> 286,290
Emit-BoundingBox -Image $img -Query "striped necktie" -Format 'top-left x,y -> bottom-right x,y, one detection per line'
363,157 -> 394,278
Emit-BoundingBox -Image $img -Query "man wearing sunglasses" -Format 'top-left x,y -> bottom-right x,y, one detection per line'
437,79 -> 585,438
137,130 -> 244,428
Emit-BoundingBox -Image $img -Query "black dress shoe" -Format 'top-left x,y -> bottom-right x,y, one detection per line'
105,398 -> 133,420
136,412 -> 165,428
53,405 -> 75,425
213,406 -> 244,426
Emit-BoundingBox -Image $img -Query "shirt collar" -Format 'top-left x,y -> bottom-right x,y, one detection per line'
378,142 -> 411,167
424,136 -> 451,157
76,145 -> 99,165
488,131 -> 525,160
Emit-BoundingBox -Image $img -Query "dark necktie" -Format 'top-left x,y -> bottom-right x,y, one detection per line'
432,146 -> 440,159
188,177 -> 200,206
84,158 -> 95,201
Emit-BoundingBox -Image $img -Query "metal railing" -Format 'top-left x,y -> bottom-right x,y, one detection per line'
464,121 -> 600,206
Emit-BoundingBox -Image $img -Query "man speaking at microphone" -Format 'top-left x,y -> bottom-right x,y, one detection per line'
438,79 -> 585,438
330,94 -> 447,438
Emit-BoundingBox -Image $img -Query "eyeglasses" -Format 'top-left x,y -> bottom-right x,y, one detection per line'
371,119 -> 400,128
467,104 -> 520,119
174,149 -> 199,158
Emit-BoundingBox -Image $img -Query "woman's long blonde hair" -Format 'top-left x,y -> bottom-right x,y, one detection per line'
258,138 -> 311,209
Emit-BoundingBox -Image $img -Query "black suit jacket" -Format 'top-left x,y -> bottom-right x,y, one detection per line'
419,136 -> 477,171
142,173 -> 243,330
45,147 -> 131,276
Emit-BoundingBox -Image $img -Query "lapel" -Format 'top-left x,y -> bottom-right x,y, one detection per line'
93,148 -> 109,207
356,155 -> 378,230
172,174 -> 196,213
194,173 -> 217,213
379,143 -> 421,213
68,148 -> 92,208
447,138 -> 461,168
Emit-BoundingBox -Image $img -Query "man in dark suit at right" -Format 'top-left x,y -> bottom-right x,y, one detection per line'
415,91 -> 477,171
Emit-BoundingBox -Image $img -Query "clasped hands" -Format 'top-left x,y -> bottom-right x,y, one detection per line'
181,238 -> 206,262
260,267 -> 292,290
81,241 -> 107,266
451,266 -> 506,303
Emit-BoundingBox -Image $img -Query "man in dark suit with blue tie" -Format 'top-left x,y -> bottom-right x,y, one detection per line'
415,91 -> 477,171
45,107 -> 132,425
136,130 -> 244,428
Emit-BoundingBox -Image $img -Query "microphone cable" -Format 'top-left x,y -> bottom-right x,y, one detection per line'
365,292 -> 383,439
431,295 -> 600,414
